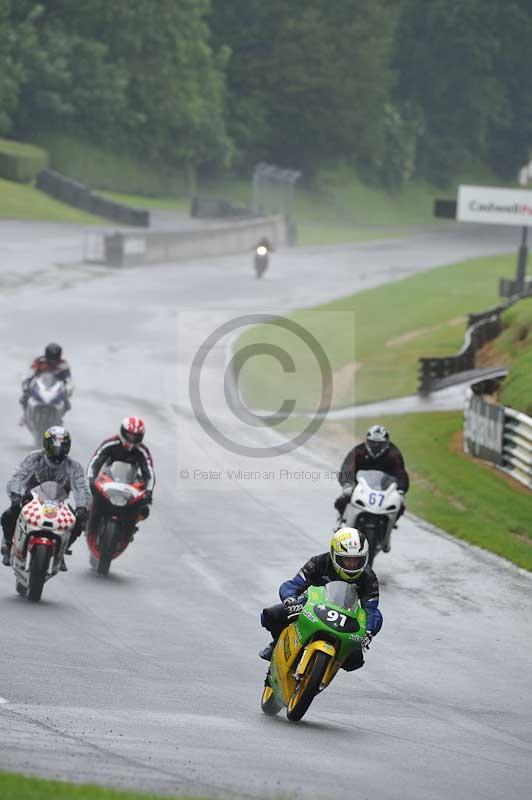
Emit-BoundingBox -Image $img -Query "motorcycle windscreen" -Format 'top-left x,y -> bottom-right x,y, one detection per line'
106,461 -> 139,483
38,372 -> 58,389
356,469 -> 397,490
35,481 -> 68,504
323,581 -> 359,612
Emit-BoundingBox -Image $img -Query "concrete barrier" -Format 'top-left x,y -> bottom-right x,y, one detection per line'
98,215 -> 289,267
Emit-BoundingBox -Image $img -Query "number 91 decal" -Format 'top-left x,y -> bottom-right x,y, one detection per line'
313,605 -> 360,633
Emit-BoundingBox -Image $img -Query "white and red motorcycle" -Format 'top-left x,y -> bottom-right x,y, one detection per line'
337,470 -> 404,566
10,481 -> 75,602
24,373 -> 68,446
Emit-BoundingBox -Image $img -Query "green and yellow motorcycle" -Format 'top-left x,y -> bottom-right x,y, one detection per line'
260,581 -> 367,722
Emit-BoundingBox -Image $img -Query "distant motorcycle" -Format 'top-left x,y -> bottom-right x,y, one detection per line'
261,582 -> 368,721
24,372 -> 68,445
87,461 -> 147,576
337,470 -> 404,566
9,482 -> 75,602
254,243 -> 270,278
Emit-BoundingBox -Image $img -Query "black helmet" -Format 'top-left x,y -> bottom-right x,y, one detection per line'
45,343 -> 62,365
43,426 -> 71,464
365,424 -> 390,458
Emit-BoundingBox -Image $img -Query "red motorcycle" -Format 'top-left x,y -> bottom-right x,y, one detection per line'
87,461 -> 147,576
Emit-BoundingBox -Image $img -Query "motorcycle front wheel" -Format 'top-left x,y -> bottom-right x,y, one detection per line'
286,650 -> 329,722
28,544 -> 51,602
261,675 -> 283,716
97,519 -> 120,576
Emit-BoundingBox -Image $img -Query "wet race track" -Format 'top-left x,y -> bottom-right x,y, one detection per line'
0,221 -> 531,799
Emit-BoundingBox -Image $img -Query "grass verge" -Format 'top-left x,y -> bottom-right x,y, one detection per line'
0,772 -> 200,800
236,253 -> 516,410
477,297 -> 532,415
324,411 -> 532,571
0,178 -> 105,224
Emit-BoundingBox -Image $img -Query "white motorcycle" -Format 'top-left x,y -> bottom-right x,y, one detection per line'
24,372 -> 68,446
337,470 -> 404,566
10,482 -> 76,602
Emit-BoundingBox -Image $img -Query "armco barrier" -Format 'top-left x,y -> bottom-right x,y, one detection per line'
464,389 -> 532,490
418,298 -> 519,395
98,215 -> 288,267
36,169 -> 149,227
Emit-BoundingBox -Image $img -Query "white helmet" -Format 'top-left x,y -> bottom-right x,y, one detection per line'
365,424 -> 390,458
330,527 -> 369,581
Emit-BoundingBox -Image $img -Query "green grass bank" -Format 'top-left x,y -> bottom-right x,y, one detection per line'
481,296 -> 532,416
236,253 -> 516,410
0,178 -> 104,224
0,772 -> 200,800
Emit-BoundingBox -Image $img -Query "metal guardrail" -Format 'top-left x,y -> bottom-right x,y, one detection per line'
418,298 -> 521,395
36,169 -> 150,227
464,389 -> 532,490
502,407 -> 532,489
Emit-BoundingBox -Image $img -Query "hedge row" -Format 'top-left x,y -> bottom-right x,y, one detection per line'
36,169 -> 150,227
0,138 -> 49,182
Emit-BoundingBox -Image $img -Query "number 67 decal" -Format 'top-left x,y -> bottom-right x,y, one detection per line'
369,492 -> 384,506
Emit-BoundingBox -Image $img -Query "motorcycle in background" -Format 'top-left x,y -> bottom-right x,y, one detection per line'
261,582 -> 368,721
87,461 -> 147,576
337,470 -> 404,566
10,481 -> 75,602
254,241 -> 270,278
24,373 -> 68,445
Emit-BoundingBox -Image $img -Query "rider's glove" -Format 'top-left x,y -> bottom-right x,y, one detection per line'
362,632 -> 373,651
145,490 -> 153,504
75,507 -> 89,526
283,597 -> 304,619
10,494 -> 22,509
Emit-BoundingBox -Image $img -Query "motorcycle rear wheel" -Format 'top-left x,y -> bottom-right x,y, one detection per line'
97,519 -> 120,576
286,650 -> 329,722
28,544 -> 51,602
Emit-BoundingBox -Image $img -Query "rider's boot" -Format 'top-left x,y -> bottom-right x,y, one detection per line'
259,641 -> 275,661
1,540 -> 11,566
60,558 -> 68,572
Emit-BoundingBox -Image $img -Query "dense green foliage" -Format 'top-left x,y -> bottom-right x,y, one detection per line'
0,1 -> 530,187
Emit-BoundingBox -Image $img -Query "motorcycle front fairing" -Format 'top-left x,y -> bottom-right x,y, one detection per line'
269,582 -> 366,708
11,481 -> 75,585
344,469 -> 402,532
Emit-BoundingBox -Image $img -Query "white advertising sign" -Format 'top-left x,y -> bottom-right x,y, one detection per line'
457,185 -> 532,227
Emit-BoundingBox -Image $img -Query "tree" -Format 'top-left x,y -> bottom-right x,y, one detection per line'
394,0 -> 507,185
211,0 -> 396,177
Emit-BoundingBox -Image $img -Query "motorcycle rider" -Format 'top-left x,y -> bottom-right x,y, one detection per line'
20,343 -> 73,422
334,424 -> 409,552
86,417 -> 155,537
1,426 -> 90,568
259,528 -> 383,671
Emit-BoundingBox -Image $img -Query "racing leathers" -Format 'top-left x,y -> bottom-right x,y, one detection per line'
86,436 -> 155,535
20,356 -> 73,411
261,553 -> 382,671
1,450 -> 91,558
335,441 -> 409,516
